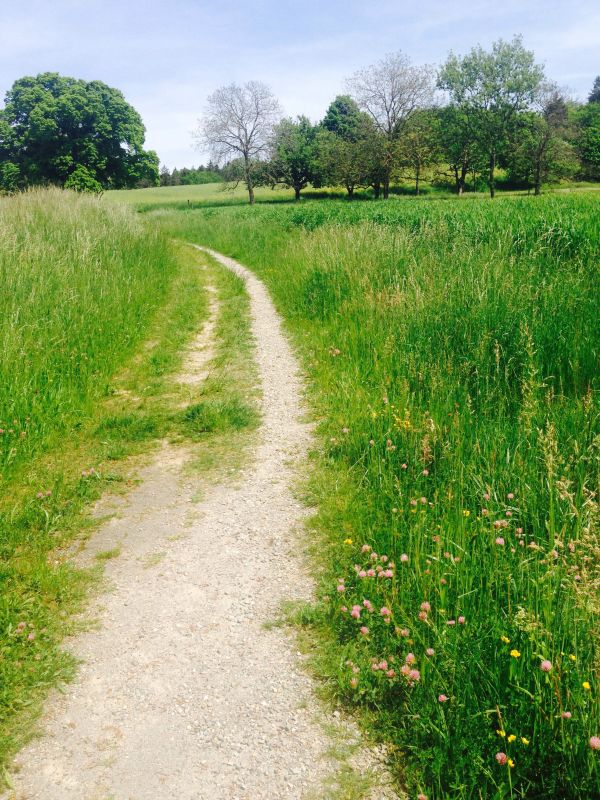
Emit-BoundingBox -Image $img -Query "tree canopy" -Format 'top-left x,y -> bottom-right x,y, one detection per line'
0,73 -> 159,191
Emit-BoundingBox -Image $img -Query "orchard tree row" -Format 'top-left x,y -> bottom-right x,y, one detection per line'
198,38 -> 600,202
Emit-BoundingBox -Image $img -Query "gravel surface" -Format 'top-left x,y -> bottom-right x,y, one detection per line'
4,247 -> 397,800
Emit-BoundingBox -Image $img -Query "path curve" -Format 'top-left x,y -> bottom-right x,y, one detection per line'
5,247 -> 343,799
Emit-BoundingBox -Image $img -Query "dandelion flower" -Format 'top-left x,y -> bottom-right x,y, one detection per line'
508,759 -> 515,768
569,654 -> 576,662
497,730 -> 506,738
507,734 -> 516,743
344,538 -> 353,545
501,636 -> 510,644
583,681 -> 591,691
521,737 -> 529,745
510,649 -> 521,659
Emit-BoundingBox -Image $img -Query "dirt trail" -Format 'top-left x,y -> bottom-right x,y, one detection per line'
6,247 -> 395,800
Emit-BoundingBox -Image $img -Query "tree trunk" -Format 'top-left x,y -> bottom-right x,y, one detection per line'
457,162 -> 468,195
244,156 -> 255,205
383,175 -> 390,200
294,186 -> 301,201
346,184 -> 355,199
415,163 -> 420,196
373,182 -> 381,199
488,150 -> 496,199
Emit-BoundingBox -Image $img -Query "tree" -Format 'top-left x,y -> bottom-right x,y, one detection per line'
0,72 -> 158,190
506,85 -> 578,193
438,37 -> 545,197
269,116 -> 317,200
396,109 -> 441,194
197,81 -> 281,204
589,76 -> 600,104
322,95 -> 364,140
435,101 -> 485,195
347,52 -> 434,198
574,101 -> 600,180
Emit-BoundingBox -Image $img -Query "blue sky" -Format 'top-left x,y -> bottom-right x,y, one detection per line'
1,1 -> 598,168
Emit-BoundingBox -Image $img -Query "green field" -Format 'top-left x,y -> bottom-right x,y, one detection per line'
1,184 -> 598,798
147,190 -> 599,799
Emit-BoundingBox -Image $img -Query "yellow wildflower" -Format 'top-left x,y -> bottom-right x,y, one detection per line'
496,729 -> 506,738
569,654 -> 576,662
501,636 -> 510,644
583,681 -> 591,691
508,759 -> 515,768
507,734 -> 516,743
521,737 -> 529,745
462,510 -> 471,517
510,649 -> 521,659
343,538 -> 353,545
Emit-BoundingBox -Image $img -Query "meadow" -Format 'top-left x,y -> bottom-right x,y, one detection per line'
151,191 -> 600,799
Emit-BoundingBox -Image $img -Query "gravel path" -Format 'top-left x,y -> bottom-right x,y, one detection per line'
5,247 -> 395,800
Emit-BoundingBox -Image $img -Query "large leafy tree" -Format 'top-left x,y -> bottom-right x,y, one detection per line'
268,116 -> 317,200
438,37 -> 544,197
0,73 -> 159,191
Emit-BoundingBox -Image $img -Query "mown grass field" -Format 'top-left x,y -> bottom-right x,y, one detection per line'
143,190 -> 600,799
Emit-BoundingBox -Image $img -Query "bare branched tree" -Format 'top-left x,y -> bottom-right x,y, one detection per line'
347,52 -> 435,198
196,81 -> 281,204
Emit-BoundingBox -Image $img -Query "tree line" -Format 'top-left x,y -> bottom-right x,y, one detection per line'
198,37 -> 600,203
158,163 -> 223,187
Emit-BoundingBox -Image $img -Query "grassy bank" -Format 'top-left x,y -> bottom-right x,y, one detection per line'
157,195 -> 599,798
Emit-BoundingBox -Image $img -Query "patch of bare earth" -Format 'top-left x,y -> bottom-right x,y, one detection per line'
4,247 -> 398,800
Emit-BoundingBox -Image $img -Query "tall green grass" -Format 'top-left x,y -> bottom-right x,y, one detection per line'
161,195 -> 600,799
0,188 -> 177,481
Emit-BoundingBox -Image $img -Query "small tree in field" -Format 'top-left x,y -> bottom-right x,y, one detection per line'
197,81 -> 281,204
396,109 -> 441,194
